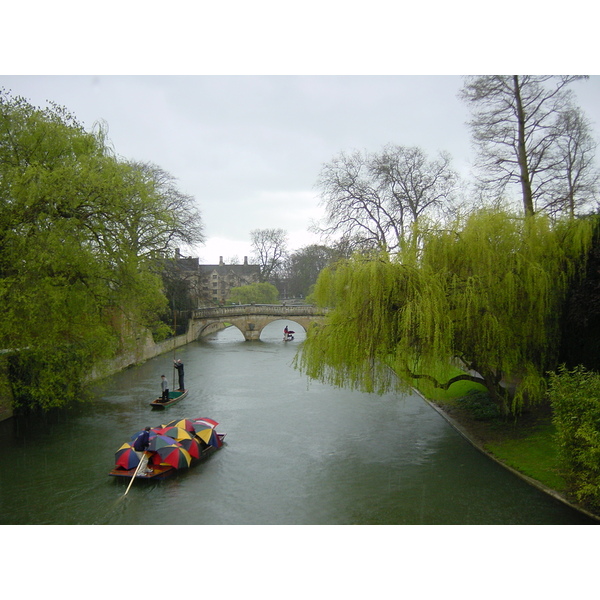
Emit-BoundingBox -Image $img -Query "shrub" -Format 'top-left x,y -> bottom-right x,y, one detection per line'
548,365 -> 600,509
456,390 -> 502,421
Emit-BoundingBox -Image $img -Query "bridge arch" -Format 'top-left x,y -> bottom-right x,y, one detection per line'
191,304 -> 327,342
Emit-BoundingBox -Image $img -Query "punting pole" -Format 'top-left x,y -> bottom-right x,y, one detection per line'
124,452 -> 148,496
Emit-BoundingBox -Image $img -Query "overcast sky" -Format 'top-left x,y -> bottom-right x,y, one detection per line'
3,75 -> 600,265
3,3 -> 599,266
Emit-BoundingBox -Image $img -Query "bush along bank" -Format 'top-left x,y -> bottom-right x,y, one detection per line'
548,365 -> 600,514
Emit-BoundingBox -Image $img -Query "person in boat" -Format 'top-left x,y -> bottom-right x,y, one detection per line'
283,326 -> 289,339
174,359 -> 185,391
160,374 -> 169,403
133,426 -> 151,452
133,426 -> 152,474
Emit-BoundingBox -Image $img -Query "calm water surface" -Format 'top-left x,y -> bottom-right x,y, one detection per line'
0,321 -> 594,524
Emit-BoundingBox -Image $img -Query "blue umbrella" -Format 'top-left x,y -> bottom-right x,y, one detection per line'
115,443 -> 141,470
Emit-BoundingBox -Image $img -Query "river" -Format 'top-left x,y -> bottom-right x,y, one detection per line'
0,321 -> 594,525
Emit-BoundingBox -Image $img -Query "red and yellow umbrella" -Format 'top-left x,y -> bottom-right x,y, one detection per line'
157,426 -> 194,441
195,427 -> 216,445
164,418 -> 196,433
179,437 -> 201,459
151,444 -> 192,469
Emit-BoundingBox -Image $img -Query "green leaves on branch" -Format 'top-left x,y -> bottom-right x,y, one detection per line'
549,365 -> 600,510
0,90 -> 204,411
298,208 -> 595,415
229,282 -> 279,305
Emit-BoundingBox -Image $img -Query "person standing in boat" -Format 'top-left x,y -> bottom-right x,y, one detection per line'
133,426 -> 152,474
160,374 -> 169,403
174,359 -> 185,391
133,426 -> 151,452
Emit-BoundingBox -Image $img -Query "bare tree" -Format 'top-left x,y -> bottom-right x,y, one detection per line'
543,106 -> 599,217
313,145 -> 459,253
250,228 -> 288,281
460,75 -> 590,217
372,145 -> 458,236
284,244 -> 338,298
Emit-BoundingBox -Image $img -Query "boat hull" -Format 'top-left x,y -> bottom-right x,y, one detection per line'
149,389 -> 188,409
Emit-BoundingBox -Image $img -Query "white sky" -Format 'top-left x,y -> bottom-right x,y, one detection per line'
3,3 -> 599,265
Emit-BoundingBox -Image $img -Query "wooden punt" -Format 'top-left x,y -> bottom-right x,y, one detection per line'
149,389 -> 188,409
109,433 -> 226,480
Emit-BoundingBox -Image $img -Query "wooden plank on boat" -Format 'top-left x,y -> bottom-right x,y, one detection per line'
149,389 -> 188,409
109,463 -> 175,479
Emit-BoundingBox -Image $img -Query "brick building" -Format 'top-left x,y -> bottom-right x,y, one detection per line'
174,250 -> 261,306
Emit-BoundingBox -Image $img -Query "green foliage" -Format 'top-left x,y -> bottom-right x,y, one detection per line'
8,345 -> 92,410
229,282 -> 279,305
298,208 -> 594,415
548,365 -> 600,509
0,90 -> 200,411
456,390 -> 502,421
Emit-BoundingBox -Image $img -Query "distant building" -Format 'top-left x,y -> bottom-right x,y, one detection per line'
174,250 -> 261,306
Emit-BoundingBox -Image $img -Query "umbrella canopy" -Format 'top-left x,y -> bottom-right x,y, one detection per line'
148,434 -> 179,451
164,418 -> 196,433
192,417 -> 218,429
157,426 -> 195,441
151,444 -> 192,469
195,427 -> 216,445
179,437 -> 201,459
130,427 -> 162,442
115,443 -> 141,470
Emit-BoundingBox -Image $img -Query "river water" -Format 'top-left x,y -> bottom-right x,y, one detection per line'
0,321 -> 594,525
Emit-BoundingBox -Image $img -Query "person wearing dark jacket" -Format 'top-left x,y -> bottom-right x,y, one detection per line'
174,359 -> 185,391
133,426 -> 152,474
133,426 -> 151,452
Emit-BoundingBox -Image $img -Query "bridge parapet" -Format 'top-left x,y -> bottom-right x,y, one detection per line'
191,304 -> 328,341
193,304 -> 328,319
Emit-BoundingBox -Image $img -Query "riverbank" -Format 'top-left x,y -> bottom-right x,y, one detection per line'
420,393 -> 600,523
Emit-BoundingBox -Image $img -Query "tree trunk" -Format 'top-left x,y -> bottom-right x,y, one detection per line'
513,76 -> 535,217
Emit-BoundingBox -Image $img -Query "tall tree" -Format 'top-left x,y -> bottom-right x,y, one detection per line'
0,90 -> 204,410
313,145 -> 458,253
460,75 -> 592,217
296,208 -> 595,415
250,228 -> 288,282
284,244 -> 338,298
544,107 -> 599,217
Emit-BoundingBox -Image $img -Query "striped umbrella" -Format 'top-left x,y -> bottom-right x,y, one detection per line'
164,418 -> 197,433
179,437 -> 201,459
151,444 -> 192,469
156,426 -> 194,441
148,434 -> 179,451
115,443 -> 141,470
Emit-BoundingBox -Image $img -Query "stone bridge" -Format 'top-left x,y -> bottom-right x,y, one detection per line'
190,304 -> 329,341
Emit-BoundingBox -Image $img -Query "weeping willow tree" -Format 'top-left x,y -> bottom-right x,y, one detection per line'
296,208 -> 595,415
